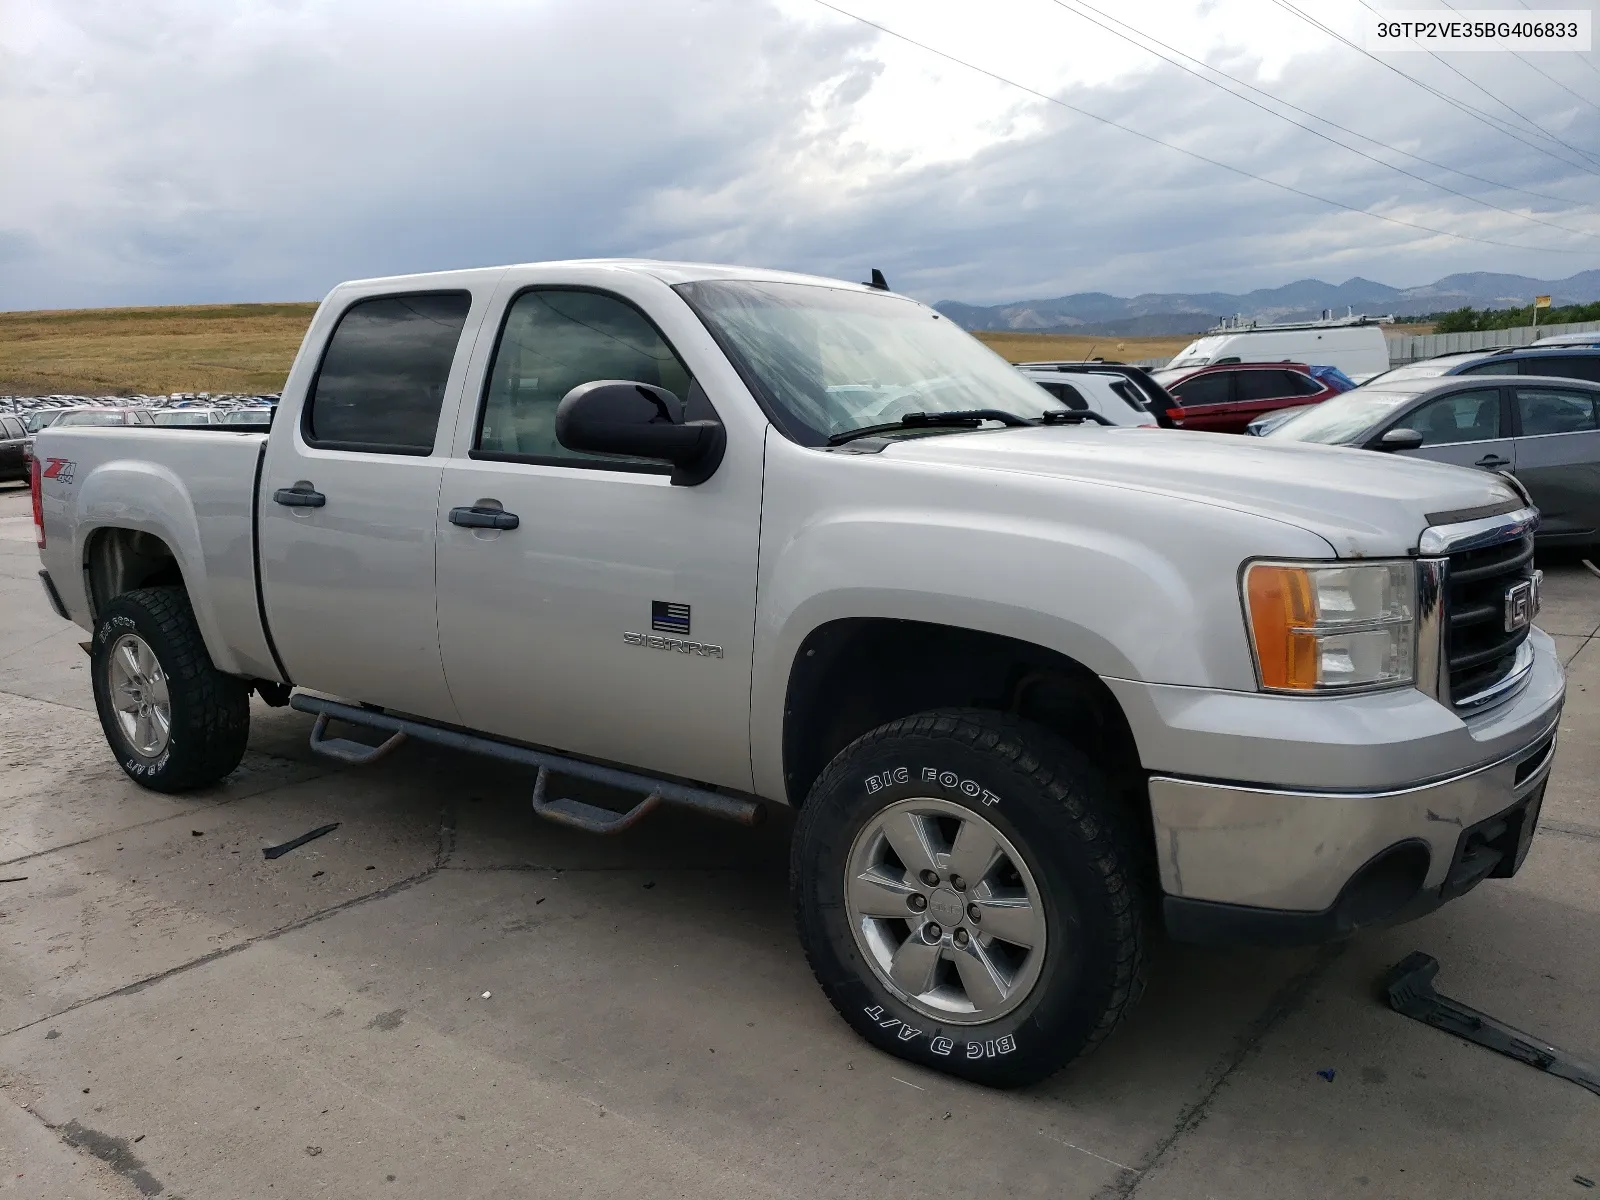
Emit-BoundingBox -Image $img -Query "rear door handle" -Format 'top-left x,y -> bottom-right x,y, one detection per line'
449,505 -> 519,530
273,486 -> 326,508
1475,455 -> 1511,469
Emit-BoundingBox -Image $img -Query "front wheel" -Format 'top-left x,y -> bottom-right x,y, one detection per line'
91,586 -> 251,792
791,708 -> 1147,1087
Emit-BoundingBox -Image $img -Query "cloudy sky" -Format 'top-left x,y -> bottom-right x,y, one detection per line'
2,0 -> 1597,310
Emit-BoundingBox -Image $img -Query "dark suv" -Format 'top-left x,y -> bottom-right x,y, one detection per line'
1371,346 -> 1600,387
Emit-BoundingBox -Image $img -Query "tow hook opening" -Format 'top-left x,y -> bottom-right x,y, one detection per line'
1334,840 -> 1431,931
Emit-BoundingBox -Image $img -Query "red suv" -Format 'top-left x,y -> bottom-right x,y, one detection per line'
1151,362 -> 1338,433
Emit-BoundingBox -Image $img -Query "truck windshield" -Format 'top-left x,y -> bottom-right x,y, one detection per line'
1166,336 -> 1225,370
676,280 -> 1059,444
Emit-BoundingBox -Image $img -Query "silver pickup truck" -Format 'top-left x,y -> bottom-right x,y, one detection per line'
32,260 -> 1563,1087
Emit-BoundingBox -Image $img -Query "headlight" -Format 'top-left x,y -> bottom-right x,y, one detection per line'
1243,561 -> 1415,693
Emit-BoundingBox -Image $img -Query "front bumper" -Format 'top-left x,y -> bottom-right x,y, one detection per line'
1148,632 -> 1564,946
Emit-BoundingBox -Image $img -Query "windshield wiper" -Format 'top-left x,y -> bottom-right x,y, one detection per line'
826,408 -> 1036,446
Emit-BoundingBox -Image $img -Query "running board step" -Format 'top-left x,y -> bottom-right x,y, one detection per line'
290,694 -> 765,832
309,713 -> 408,764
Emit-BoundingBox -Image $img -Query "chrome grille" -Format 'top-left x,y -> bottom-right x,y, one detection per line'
1443,531 -> 1535,705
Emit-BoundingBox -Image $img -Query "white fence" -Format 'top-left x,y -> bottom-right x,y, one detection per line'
1385,318 -> 1600,364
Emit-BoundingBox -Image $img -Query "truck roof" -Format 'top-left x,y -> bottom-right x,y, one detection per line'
330,258 -> 888,295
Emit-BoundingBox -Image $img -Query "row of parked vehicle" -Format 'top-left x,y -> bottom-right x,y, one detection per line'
1013,330 -> 1600,548
0,403 -> 277,482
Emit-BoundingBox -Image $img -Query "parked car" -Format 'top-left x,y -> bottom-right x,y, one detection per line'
1531,331 -> 1600,349
53,407 -> 156,428
1265,375 -> 1600,547
23,409 -> 71,434
1245,404 -> 1316,437
1151,361 -> 1340,433
152,408 -> 222,426
218,407 -> 274,427
1017,367 -> 1159,427
0,414 -> 30,482
35,259 -> 1563,1088
1012,361 -> 1178,427
1164,315 -> 1393,382
1368,346 -> 1600,388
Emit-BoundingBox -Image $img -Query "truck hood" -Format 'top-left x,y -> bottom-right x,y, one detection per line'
881,426 -> 1522,556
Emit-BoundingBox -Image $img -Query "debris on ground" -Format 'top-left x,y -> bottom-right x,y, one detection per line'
306,1146 -> 322,1157
262,823 -> 340,860
0,877 -> 27,884
1383,952 -> 1600,1098
1316,1069 -> 1336,1082
190,830 -> 204,837
481,992 -> 491,999
1575,1176 -> 1594,1189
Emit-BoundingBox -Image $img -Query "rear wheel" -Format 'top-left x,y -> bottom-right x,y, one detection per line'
91,587 -> 250,792
791,708 -> 1148,1087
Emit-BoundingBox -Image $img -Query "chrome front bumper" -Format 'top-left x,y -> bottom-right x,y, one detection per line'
1149,716 -> 1558,916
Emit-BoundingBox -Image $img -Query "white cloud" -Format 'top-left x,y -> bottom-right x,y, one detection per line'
0,0 -> 1596,310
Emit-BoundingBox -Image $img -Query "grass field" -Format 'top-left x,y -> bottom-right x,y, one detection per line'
0,303 -> 318,396
0,303 -> 1436,397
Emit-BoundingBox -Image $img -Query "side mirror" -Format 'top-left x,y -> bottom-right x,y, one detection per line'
555,380 -> 726,486
1376,427 -> 1424,452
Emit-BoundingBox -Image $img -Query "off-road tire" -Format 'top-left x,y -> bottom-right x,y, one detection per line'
91,586 -> 250,792
791,708 -> 1148,1088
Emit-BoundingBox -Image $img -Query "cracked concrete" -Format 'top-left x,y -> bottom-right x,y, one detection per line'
1,480 -> 1598,1199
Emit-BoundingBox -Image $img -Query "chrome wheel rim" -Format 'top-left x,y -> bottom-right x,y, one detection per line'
844,797 -> 1047,1025
106,633 -> 172,757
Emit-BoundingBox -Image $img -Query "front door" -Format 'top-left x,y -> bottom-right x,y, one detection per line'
1511,384 -> 1600,539
258,290 -> 477,721
434,286 -> 761,790
1391,387 -> 1514,473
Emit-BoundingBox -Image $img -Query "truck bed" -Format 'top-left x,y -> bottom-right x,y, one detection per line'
35,426 -> 282,682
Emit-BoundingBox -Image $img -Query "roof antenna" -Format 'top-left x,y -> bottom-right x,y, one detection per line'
864,268 -> 889,291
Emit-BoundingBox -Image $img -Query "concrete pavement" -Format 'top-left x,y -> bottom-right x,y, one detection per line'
1,480 -> 1597,1199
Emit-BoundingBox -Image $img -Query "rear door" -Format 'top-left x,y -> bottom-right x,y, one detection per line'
1234,368 -> 1323,428
0,415 -> 25,475
1386,387 -> 1514,471
1510,384 -> 1600,540
257,290 -> 481,720
1168,371 -> 1236,431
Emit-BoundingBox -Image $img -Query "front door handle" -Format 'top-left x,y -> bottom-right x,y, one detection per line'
1475,454 -> 1511,469
273,485 -> 326,508
449,505 -> 520,530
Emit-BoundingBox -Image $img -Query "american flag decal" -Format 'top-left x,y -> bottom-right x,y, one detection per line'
651,601 -> 691,635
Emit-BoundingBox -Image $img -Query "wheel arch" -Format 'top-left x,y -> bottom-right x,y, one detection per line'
779,617 -> 1148,833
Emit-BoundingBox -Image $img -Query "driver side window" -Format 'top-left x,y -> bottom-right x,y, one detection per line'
476,289 -> 693,466
1398,389 -> 1501,446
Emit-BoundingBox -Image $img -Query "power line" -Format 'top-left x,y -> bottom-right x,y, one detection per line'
807,0 -> 1586,253
1051,0 -> 1583,206
1434,0 -> 1600,114
1039,0 -> 1600,241
1267,0 -> 1600,177
1353,0 -> 1600,165
1513,0 -> 1600,79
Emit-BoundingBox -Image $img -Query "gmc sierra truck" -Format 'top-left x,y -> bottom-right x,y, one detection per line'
32,260 -> 1563,1087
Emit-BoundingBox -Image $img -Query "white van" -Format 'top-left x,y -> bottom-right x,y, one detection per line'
1165,315 -> 1393,383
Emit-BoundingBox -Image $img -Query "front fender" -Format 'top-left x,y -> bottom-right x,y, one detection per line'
748,438 -> 1335,800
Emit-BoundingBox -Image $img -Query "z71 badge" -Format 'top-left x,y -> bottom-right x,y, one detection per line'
42,457 -> 76,484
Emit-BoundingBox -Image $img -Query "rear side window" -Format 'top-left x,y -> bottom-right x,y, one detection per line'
0,416 -> 22,439
1521,355 -> 1600,383
1458,359 -> 1519,376
1236,370 -> 1309,402
475,288 -> 693,467
1038,381 -> 1087,410
1108,380 -> 1145,410
1172,373 -> 1232,406
1515,387 -> 1599,436
305,292 -> 472,454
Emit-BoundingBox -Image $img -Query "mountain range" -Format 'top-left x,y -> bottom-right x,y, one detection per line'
935,269 -> 1600,336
